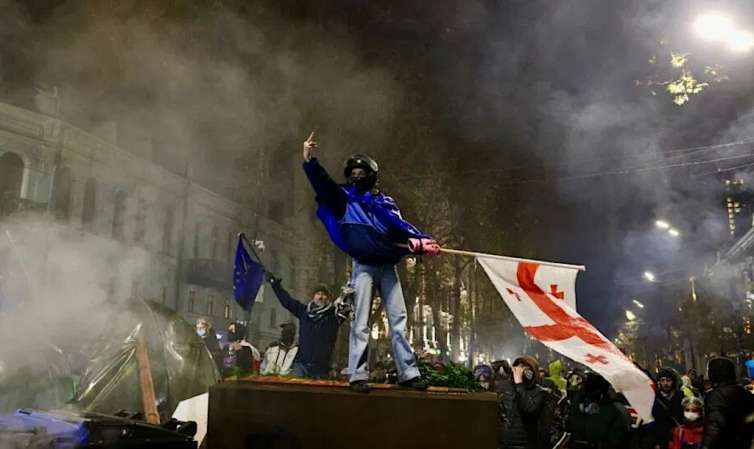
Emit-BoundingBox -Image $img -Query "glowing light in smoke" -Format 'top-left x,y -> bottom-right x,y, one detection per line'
729,30 -> 754,52
625,310 -> 637,321
668,228 -> 680,237
694,13 -> 735,42
632,299 -> 645,309
655,220 -> 670,229
693,13 -> 754,52
643,271 -> 656,282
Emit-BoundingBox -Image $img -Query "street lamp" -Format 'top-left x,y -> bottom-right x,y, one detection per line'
644,271 -> 656,282
668,228 -> 681,237
625,310 -> 637,321
632,299 -> 645,309
656,220 -> 670,230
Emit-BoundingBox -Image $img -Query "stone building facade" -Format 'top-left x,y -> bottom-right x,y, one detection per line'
0,100 -> 331,350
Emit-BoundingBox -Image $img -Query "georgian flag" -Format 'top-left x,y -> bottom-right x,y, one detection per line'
477,256 -> 655,422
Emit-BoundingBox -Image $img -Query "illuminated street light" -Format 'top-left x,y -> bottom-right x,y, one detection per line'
632,299 -> 645,309
656,220 -> 670,229
625,310 -> 637,321
693,13 -> 754,52
668,228 -> 681,237
644,271 -> 656,282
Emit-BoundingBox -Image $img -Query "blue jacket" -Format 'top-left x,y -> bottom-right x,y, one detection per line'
303,157 -> 430,266
270,281 -> 342,376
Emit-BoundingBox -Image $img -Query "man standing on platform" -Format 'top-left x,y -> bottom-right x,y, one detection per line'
301,131 -> 440,393
266,278 -> 349,378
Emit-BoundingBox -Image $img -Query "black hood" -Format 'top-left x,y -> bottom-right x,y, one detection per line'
658,367 -> 680,390
707,357 -> 737,386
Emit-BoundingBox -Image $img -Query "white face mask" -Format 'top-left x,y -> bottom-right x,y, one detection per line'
684,411 -> 700,422
196,327 -> 207,337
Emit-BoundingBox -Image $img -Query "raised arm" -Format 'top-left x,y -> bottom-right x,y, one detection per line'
267,275 -> 306,319
302,131 -> 347,218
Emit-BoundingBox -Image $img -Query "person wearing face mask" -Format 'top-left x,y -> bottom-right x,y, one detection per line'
506,356 -> 548,449
566,373 -> 631,449
301,132 -> 440,393
669,396 -> 704,449
196,317 -> 223,373
474,364 -> 494,391
260,322 -> 299,375
222,321 -> 261,377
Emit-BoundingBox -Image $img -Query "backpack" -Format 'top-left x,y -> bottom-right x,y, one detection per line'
537,386 -> 568,449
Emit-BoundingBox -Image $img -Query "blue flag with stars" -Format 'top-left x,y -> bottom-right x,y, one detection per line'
233,235 -> 264,312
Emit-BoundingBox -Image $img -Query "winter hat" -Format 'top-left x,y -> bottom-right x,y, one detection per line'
707,357 -> 737,386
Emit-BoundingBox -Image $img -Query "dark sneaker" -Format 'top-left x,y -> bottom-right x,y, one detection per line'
349,380 -> 371,393
399,377 -> 428,390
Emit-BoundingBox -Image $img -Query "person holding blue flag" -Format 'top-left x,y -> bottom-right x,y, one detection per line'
301,131 -> 440,393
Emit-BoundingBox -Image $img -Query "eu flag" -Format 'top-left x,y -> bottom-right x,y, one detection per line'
233,235 -> 264,312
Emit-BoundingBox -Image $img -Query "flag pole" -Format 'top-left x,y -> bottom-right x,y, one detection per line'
397,243 -> 586,272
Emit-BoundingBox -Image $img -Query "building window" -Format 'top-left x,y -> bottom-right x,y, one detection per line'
224,301 -> 231,319
130,280 -> 140,301
210,226 -> 219,260
134,195 -> 146,244
52,167 -> 72,221
270,307 -> 277,328
289,257 -> 297,293
162,207 -> 174,255
227,231 -> 234,263
208,295 -> 214,316
188,290 -> 196,313
112,191 -> 127,240
82,178 -> 97,231
0,152 -> 23,217
193,222 -> 201,258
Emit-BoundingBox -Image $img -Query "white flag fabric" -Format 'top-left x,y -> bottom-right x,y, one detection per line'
477,256 -> 655,422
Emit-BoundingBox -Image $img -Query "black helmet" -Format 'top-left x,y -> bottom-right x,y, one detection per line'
344,154 -> 379,191
343,154 -> 379,178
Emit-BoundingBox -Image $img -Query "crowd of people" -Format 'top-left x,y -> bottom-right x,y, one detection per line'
469,355 -> 754,449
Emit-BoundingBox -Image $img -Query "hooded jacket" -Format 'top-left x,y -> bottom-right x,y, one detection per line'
499,357 -> 547,449
701,357 -> 754,449
652,367 -> 684,448
303,157 -> 430,265
545,360 -> 567,394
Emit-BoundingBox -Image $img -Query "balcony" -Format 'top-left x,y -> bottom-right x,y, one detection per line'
186,258 -> 233,290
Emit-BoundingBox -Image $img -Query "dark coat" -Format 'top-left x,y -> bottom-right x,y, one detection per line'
566,394 -> 631,449
497,379 -> 546,449
701,358 -> 754,449
652,390 -> 684,448
270,281 -> 343,377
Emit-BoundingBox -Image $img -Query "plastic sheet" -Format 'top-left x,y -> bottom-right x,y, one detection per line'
73,300 -> 220,421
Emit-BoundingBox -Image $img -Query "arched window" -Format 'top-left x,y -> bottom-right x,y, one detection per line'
81,178 -> 97,230
0,152 -> 24,216
52,167 -> 72,220
112,190 -> 127,240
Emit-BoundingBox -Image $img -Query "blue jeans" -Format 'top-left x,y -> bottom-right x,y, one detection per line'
348,261 -> 420,383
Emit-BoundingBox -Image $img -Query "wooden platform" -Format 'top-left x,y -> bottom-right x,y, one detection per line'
207,376 -> 497,449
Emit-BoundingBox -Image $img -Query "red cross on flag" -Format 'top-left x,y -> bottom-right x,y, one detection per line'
477,255 -> 655,422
